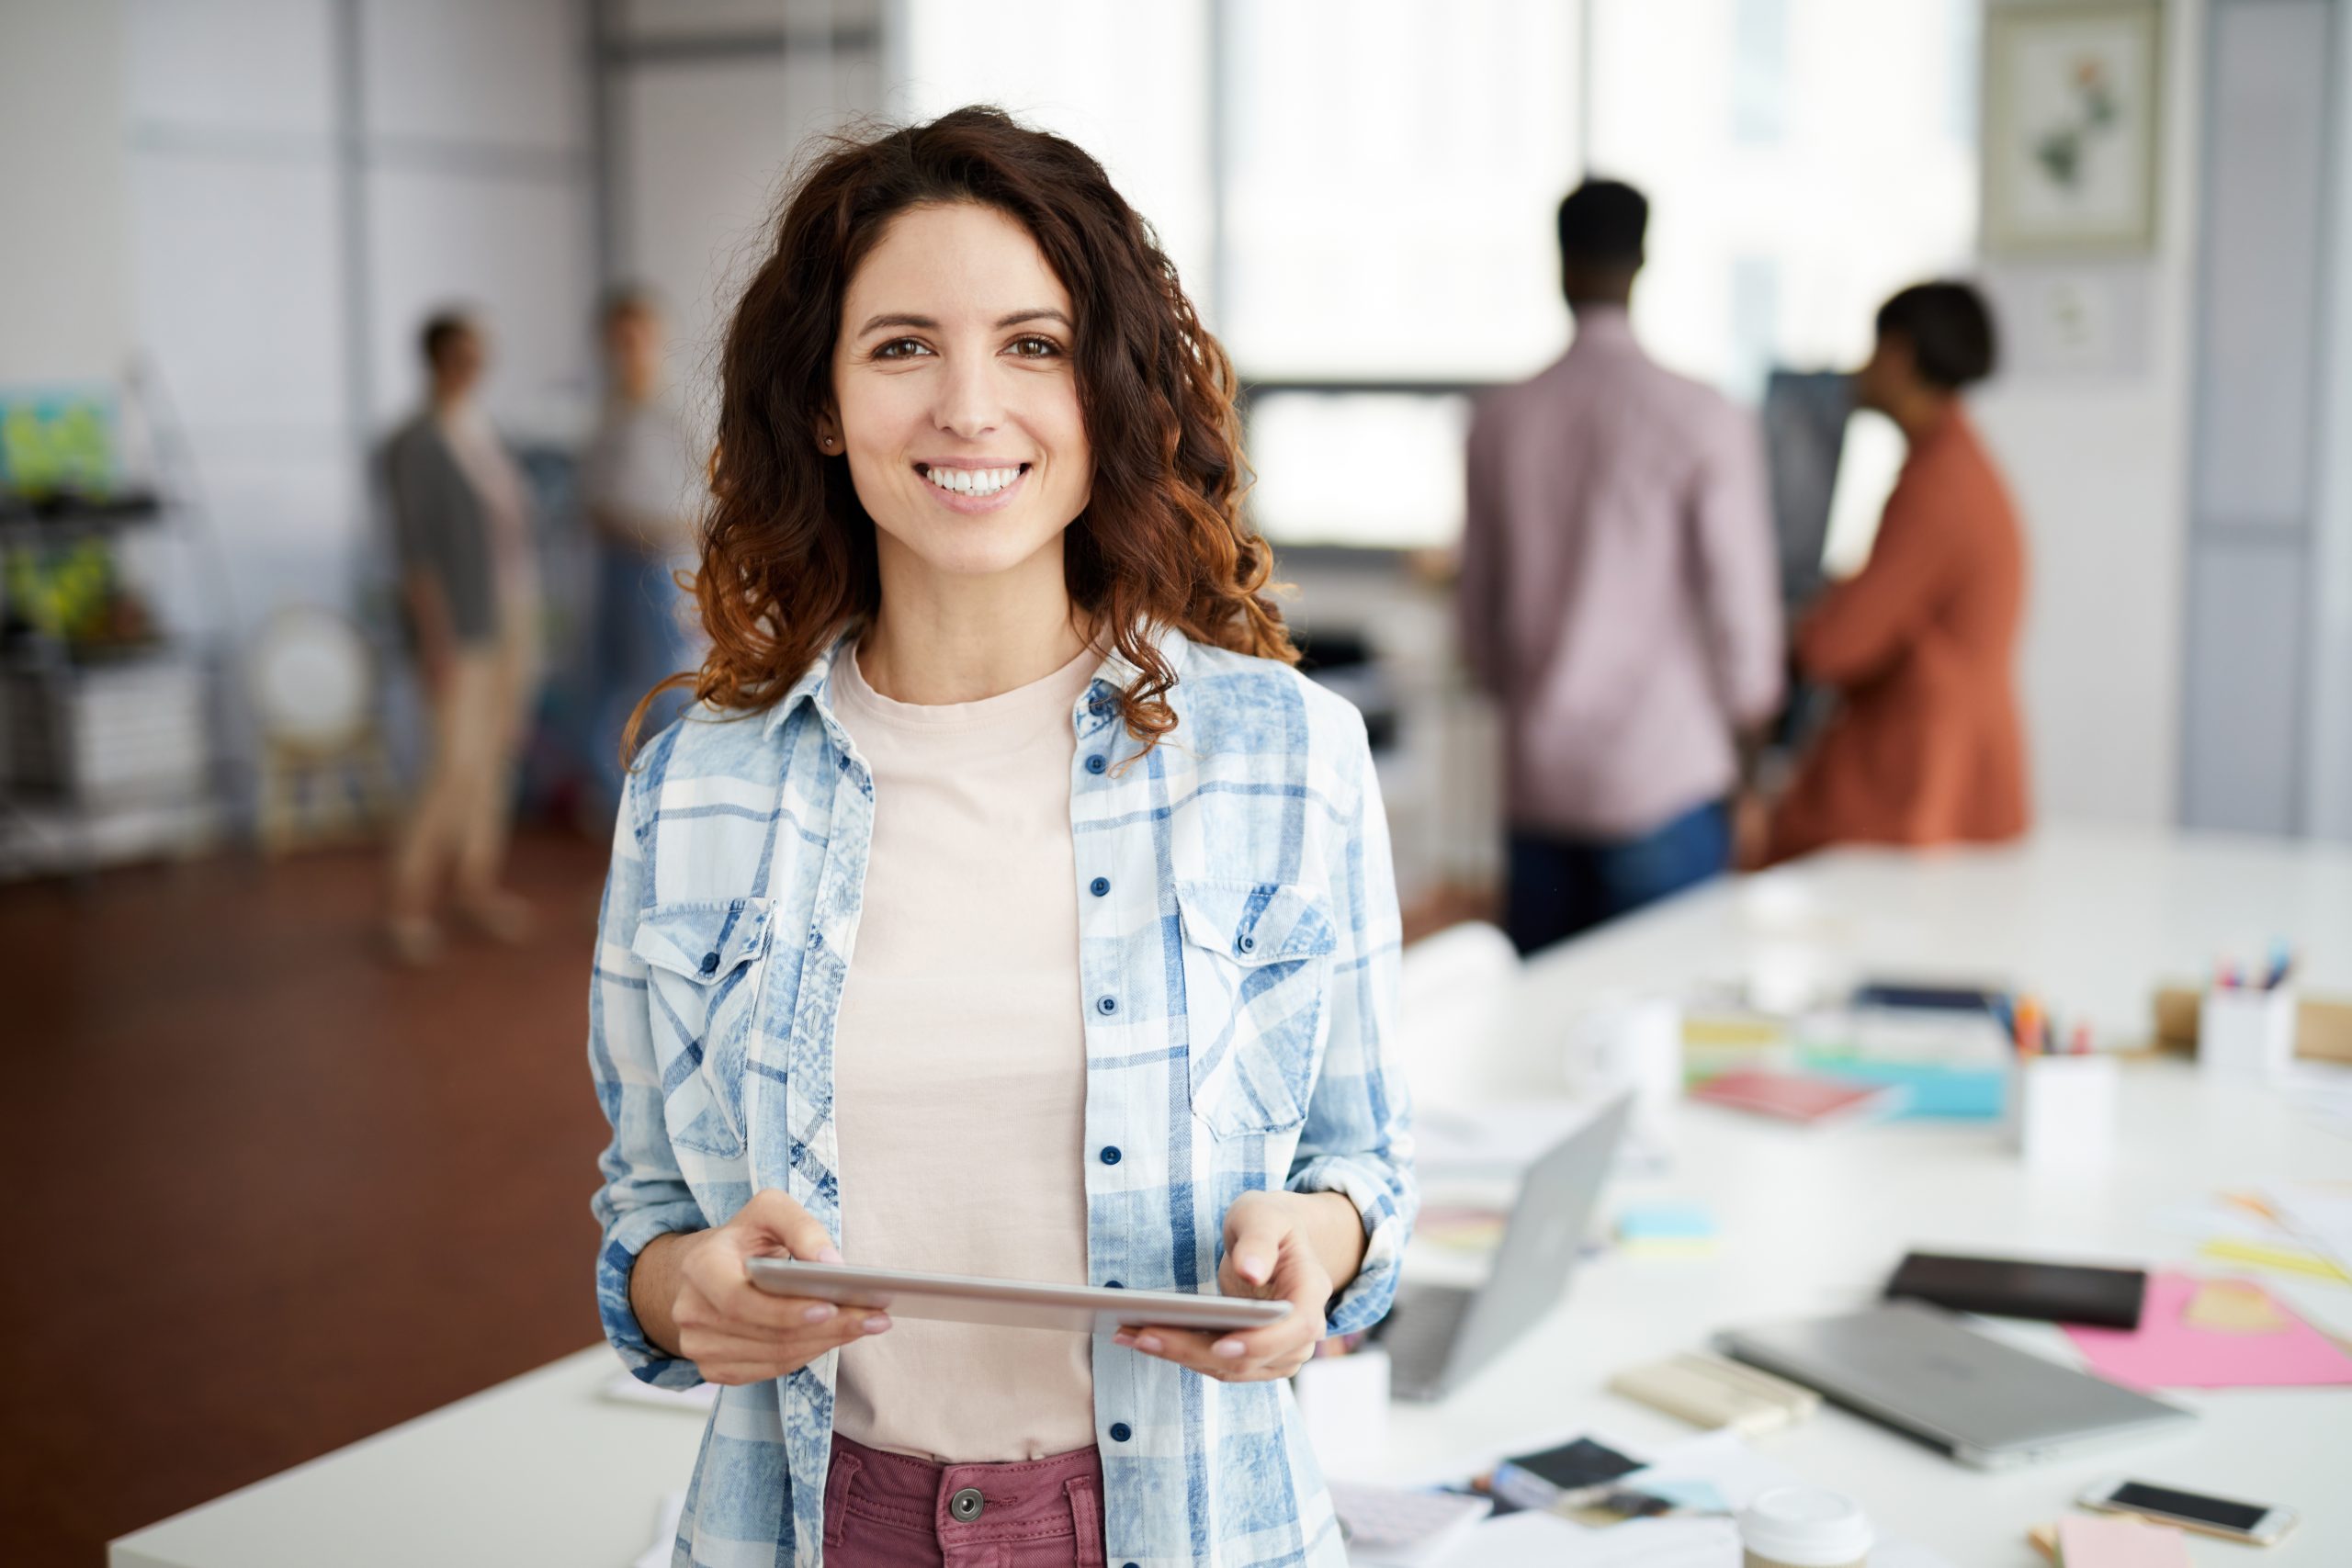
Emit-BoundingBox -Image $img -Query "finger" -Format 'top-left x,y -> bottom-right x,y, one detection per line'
682,1251 -> 847,1332
699,1289 -> 854,1336
1222,1214 -> 1289,1292
1113,1322 -> 1306,1379
737,1188 -> 842,1263
685,1313 -> 889,1366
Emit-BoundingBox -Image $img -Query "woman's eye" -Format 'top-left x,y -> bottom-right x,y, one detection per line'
1008,334 -> 1062,359
873,338 -> 932,360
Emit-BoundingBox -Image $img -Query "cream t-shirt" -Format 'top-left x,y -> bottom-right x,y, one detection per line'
829,639 -> 1099,1461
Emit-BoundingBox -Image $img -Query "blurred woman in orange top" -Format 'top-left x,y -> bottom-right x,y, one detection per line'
1762,282 -> 2030,865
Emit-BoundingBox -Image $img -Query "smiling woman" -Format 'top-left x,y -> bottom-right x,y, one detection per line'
636,106 -> 1294,746
587,107 -> 1414,1568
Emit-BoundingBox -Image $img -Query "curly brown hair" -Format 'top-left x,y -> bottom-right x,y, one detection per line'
630,105 -> 1294,759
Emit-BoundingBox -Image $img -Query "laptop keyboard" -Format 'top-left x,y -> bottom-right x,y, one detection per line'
1383,1286 -> 1475,1389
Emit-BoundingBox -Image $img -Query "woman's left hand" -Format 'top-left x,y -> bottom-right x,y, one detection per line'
1113,1190 -> 1340,1382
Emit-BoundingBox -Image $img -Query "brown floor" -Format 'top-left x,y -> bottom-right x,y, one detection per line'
0,829 -> 616,1565
0,829 -> 1492,1564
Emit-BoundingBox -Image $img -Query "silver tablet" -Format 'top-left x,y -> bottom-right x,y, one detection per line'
745,1258 -> 1293,1335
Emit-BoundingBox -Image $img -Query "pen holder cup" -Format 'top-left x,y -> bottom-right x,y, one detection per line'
2199,986 -> 2296,1081
2007,1053 -> 2118,1168
1289,1346 -> 1389,1472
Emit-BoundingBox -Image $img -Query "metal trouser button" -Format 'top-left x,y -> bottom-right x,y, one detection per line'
948,1486 -> 985,1522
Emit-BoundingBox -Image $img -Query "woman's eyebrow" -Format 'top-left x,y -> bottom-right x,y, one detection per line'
854,308 -> 1072,336
855,311 -> 936,337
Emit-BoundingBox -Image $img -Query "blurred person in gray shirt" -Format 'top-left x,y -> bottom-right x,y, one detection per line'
1456,181 -> 1782,953
580,287 -> 702,818
382,310 -> 542,964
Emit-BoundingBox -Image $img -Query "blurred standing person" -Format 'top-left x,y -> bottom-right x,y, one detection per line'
1458,180 -> 1782,953
382,310 -> 542,964
1760,282 -> 2027,864
581,287 -> 701,818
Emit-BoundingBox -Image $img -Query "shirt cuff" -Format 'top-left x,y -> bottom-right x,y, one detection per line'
1286,1153 -> 1412,1338
596,1200 -> 711,1389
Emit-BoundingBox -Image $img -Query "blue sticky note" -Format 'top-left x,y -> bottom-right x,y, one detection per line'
1616,1202 -> 1717,1241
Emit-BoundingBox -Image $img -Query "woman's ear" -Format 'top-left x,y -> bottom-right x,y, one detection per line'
814,413 -> 842,454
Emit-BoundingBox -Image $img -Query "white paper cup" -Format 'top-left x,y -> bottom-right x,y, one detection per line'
1739,1485 -> 1872,1568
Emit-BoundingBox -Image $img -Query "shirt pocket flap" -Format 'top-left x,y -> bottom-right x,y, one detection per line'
629,897 -> 774,981
1174,880 -> 1337,965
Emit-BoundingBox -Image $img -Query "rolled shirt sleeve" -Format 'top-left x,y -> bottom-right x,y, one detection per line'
1286,713 -> 1417,1337
587,767 -> 711,1388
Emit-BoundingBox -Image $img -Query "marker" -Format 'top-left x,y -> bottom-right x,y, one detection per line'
2015,996 -> 2045,1056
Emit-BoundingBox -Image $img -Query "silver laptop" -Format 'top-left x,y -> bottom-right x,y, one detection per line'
1378,1093 -> 1633,1401
1716,1299 -> 2194,1469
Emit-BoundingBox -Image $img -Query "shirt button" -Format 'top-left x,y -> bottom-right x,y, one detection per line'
1100,1145 -> 1122,1165
1104,1280 -> 1123,1289
1237,935 -> 1255,953
698,952 -> 720,975
948,1486 -> 985,1522
1110,1421 -> 1132,1442
1097,995 -> 1118,1015
1085,753 -> 1108,774
1090,876 -> 1111,897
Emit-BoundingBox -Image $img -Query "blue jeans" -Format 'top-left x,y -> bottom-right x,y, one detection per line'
1505,798 -> 1731,955
589,547 -> 696,817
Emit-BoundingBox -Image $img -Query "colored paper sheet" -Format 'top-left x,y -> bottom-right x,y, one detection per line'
2181,1279 -> 2290,1334
2192,1236 -> 2351,1283
2063,1271 -> 2352,1389
2054,1516 -> 2192,1568
1616,1201 -> 1718,1241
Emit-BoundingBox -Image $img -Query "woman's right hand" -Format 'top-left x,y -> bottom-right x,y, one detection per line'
671,1189 -> 891,1386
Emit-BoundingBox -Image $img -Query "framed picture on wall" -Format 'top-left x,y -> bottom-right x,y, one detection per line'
1983,2 -> 2164,254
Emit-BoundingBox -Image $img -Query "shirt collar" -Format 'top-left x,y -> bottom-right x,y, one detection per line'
762,621 -> 1194,738
1567,304 -> 1638,352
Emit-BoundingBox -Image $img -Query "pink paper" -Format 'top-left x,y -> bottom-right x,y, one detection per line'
2063,1271 -> 2352,1390
2056,1516 -> 2192,1568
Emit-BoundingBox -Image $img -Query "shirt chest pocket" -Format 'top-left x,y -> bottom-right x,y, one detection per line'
629,897 -> 773,1158
1174,879 -> 1339,1138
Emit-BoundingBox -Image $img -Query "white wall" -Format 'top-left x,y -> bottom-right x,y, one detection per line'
2304,0 -> 2352,842
0,0 -> 132,386
1970,0 -> 2204,829
124,0 -> 597,640
605,5 -> 883,435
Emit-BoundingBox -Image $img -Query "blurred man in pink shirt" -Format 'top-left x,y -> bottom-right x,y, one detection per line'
1457,181 -> 1783,953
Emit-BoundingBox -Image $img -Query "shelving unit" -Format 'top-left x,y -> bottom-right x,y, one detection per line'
0,495 -> 238,880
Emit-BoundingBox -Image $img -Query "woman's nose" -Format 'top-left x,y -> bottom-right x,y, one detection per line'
932,355 -> 1004,441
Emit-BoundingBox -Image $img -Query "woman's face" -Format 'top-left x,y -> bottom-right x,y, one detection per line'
829,201 -> 1091,586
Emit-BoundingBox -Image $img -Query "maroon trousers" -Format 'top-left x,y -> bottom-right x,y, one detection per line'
822,1433 -> 1107,1568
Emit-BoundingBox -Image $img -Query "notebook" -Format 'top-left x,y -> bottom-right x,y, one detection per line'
2054,1515 -> 2194,1567
1689,1067 -> 1904,1126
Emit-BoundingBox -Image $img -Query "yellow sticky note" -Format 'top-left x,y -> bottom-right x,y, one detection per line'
2196,1236 -> 2352,1284
2183,1279 -> 2290,1334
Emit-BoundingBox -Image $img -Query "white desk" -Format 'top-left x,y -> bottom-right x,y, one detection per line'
112,826 -> 2352,1567
107,1348 -> 705,1568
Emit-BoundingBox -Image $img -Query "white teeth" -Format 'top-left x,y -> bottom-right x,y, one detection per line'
924,466 -> 1019,497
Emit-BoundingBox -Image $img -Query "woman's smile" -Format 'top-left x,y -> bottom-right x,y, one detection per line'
914,459 -> 1032,513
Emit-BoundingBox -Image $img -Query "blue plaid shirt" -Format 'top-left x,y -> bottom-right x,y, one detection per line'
588,626 -> 1415,1568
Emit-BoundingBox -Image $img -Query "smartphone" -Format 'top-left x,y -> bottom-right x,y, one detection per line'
1884,1251 -> 2147,1330
2078,1476 -> 2297,1544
